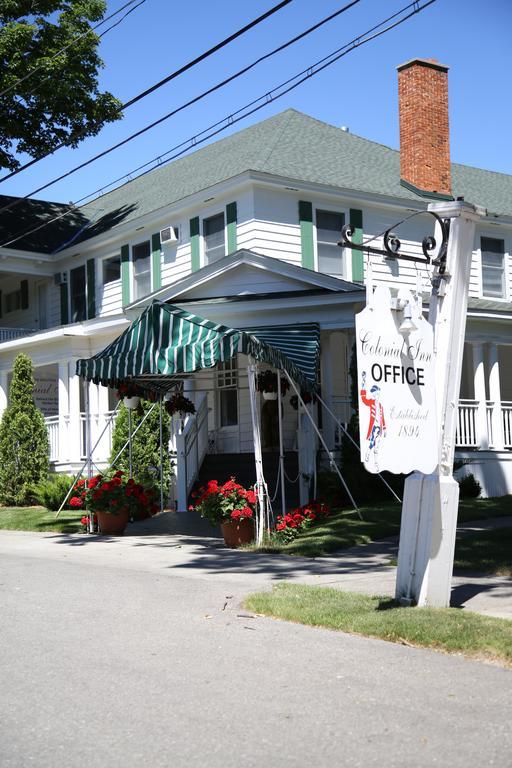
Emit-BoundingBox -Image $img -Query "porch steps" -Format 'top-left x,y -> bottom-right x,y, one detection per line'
191,451 -> 300,513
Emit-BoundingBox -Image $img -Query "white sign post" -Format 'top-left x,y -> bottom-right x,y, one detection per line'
355,285 -> 438,476
395,200 -> 483,608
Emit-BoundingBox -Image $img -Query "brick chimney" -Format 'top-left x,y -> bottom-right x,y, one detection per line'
397,58 -> 451,197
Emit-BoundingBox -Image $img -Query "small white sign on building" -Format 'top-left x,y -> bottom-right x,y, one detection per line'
33,376 -> 59,417
355,286 -> 438,475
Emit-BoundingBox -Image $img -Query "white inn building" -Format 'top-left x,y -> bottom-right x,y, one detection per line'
1,58 -> 511,501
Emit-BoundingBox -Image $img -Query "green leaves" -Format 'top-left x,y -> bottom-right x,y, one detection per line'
0,353 -> 49,505
0,0 -> 122,170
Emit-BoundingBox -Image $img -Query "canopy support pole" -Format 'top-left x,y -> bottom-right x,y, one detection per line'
277,371 -> 286,516
159,397 -> 164,513
283,371 -> 361,519
128,407 -> 133,478
110,402 -> 158,470
55,401 -> 121,517
84,384 -> 95,534
248,356 -> 267,545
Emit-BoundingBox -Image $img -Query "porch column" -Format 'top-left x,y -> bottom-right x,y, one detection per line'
96,384 -> 111,463
320,332 -> 335,451
68,361 -> 82,464
489,343 -> 505,450
58,362 -> 70,462
472,342 -> 488,449
0,371 -> 8,420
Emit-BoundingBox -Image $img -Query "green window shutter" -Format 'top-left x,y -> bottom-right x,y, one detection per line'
349,208 -> 364,282
299,201 -> 314,269
226,202 -> 237,254
190,217 -> 200,272
60,283 -> 69,325
20,279 -> 29,310
121,244 -> 131,307
86,258 -> 96,319
151,233 -> 162,291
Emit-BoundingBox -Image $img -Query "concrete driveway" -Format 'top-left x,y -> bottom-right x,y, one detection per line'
0,525 -> 511,767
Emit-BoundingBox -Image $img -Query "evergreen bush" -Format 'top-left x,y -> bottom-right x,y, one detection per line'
109,400 -> 173,497
0,354 -> 49,505
31,474 -> 76,511
458,473 -> 482,499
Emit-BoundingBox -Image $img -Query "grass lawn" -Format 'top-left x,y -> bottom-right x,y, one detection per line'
252,497 -> 512,559
0,506 -> 83,533
454,528 -> 512,577
245,583 -> 512,667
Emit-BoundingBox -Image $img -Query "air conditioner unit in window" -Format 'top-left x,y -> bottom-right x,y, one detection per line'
160,225 -> 179,245
54,272 -> 68,286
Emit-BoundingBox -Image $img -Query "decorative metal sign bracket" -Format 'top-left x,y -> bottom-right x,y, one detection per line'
339,210 -> 449,274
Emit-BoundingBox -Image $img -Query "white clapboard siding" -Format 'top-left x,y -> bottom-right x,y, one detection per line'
98,278 -> 122,316
161,240 -> 191,287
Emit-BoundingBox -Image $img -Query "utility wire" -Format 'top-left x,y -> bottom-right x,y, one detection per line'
0,0 -> 293,183
0,0 -> 361,210
0,0 -> 438,251
0,0 -> 147,99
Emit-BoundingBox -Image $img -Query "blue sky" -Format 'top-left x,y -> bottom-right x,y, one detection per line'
3,0 -> 511,205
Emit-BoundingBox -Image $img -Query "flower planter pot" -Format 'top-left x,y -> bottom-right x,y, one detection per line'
262,391 -> 278,401
220,518 -> 255,548
123,396 -> 140,409
96,508 -> 130,536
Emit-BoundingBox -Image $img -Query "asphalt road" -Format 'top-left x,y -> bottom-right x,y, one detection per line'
1,540 -> 511,768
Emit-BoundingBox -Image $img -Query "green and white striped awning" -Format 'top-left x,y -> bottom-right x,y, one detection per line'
76,301 -> 319,392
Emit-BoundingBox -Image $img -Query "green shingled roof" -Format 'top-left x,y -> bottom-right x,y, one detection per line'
4,109 -> 512,253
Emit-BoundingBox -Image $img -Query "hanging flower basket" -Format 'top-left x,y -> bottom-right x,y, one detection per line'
116,382 -> 143,407
123,396 -> 140,409
256,370 -> 289,396
290,391 -> 314,410
164,392 -> 196,418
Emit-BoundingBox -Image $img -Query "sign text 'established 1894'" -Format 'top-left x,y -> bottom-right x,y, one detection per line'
355,286 -> 438,475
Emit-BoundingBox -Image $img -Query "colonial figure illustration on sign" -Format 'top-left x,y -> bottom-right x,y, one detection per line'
360,371 -> 387,470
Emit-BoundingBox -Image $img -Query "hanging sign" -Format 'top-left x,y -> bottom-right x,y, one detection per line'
355,286 -> 438,475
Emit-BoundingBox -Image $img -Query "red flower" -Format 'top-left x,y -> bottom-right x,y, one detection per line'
80,516 -> 89,526
245,490 -> 256,505
69,496 -> 83,508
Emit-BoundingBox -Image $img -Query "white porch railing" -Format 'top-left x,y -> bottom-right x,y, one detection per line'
0,327 -> 36,342
503,402 -> 512,448
455,399 -> 478,447
176,393 -> 209,512
332,396 -> 353,446
45,411 -> 115,464
45,415 -> 60,462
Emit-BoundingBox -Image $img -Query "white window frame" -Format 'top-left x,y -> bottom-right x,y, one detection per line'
313,204 -> 349,279
479,233 -> 509,301
202,210 -> 226,266
131,238 -> 152,301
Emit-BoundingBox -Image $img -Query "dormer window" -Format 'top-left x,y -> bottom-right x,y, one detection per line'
481,237 -> 505,298
204,213 -> 225,264
316,209 -> 345,275
132,241 -> 151,299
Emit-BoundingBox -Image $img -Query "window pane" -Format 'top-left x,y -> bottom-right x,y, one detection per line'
220,389 -> 238,426
204,213 -> 225,263
134,272 -> 151,299
317,210 -> 344,275
132,241 -> 151,274
103,255 -> 121,284
317,244 -> 344,275
481,237 -> 504,297
70,265 -> 86,322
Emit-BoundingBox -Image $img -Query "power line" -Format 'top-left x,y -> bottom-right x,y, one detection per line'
0,0 -> 438,251
0,0 -> 293,183
0,0 -> 361,210
0,0 -> 147,99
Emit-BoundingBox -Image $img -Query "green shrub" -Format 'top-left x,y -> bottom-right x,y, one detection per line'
458,473 -> 481,499
0,354 -> 49,505
109,400 -> 173,496
31,474 -> 76,511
